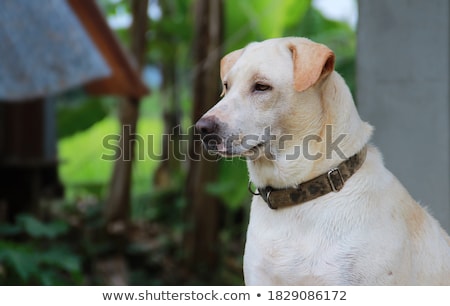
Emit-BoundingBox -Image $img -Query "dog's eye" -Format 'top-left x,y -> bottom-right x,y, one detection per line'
254,83 -> 272,92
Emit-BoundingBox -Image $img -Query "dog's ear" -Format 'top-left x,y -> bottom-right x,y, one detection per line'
288,40 -> 335,92
220,49 -> 243,96
220,49 -> 243,80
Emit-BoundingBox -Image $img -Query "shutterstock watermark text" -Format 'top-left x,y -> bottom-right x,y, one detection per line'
101,125 -> 347,162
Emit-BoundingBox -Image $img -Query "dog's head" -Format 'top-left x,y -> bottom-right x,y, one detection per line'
195,37 -> 360,162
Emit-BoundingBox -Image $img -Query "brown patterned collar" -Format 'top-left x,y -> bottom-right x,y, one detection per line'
249,146 -> 368,209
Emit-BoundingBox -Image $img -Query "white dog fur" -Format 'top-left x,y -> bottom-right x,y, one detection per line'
196,37 -> 450,285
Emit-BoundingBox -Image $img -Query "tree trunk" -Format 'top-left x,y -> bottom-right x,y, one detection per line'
153,56 -> 182,188
153,2 -> 183,189
102,0 -> 148,285
130,0 -> 149,70
104,0 -> 148,226
184,0 -> 223,273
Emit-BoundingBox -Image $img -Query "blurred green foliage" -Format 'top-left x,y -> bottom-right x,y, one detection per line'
206,158 -> 250,210
224,0 -> 311,51
56,92 -> 114,138
0,215 -> 82,285
58,113 -> 163,200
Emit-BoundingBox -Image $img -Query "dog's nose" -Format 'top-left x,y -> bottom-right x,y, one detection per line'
195,116 -> 222,151
195,116 -> 217,136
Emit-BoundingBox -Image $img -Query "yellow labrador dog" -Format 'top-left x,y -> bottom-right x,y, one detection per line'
195,37 -> 450,285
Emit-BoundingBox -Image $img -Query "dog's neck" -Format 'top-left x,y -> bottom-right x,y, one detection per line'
247,72 -> 373,189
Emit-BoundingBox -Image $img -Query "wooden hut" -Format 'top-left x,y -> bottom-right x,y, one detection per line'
0,0 -> 148,220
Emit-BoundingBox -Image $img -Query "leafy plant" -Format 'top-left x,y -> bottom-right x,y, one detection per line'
224,0 -> 311,52
0,215 -> 83,285
56,91 -> 113,138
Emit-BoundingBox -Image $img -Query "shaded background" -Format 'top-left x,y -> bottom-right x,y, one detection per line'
0,0 -> 448,285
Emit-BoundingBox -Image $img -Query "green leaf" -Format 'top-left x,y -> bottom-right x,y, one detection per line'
40,248 -> 81,273
0,241 -> 83,285
17,215 -> 69,239
224,0 -> 311,52
206,158 -> 250,210
0,241 -> 38,282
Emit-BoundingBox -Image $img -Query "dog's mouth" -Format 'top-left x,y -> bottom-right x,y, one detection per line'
209,140 -> 267,158
199,130 -> 270,159
241,141 -> 267,157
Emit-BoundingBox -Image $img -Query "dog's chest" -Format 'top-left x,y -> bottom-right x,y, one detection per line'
244,229 -> 353,285
243,199 -> 361,285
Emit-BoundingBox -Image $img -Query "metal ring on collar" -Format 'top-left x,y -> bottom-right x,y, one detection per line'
247,181 -> 260,196
265,188 -> 276,209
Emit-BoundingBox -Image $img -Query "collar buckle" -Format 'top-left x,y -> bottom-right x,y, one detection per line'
265,187 -> 275,209
327,168 -> 345,192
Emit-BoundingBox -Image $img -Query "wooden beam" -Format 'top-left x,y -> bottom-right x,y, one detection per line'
67,0 -> 149,98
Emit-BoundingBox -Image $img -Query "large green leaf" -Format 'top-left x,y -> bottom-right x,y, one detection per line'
224,0 -> 311,52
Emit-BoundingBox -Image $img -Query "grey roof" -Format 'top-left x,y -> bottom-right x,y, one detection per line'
0,0 -> 111,101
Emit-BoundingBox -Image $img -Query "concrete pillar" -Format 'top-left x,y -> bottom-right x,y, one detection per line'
357,0 -> 450,232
